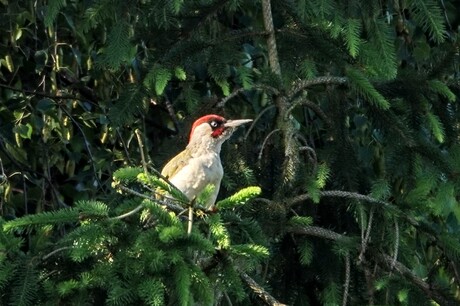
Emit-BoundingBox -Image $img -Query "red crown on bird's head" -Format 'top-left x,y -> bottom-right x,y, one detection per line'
189,114 -> 226,142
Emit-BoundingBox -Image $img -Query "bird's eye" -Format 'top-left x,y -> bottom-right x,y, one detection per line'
210,121 -> 219,128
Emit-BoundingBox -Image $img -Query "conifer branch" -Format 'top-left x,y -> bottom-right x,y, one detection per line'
179,0 -> 232,39
285,190 -> 391,208
261,0 -> 281,75
118,185 -> 184,213
392,218 -> 400,271
240,272 -> 287,306
440,0 -> 453,30
110,204 -> 144,220
146,166 -> 193,206
288,225 -> 343,240
261,0 -> 300,191
283,190 -> 407,230
289,226 -> 458,306
217,30 -> 269,44
283,189 -> 459,266
288,76 -> 348,99
374,252 -> 457,306
0,82 -> 97,103
363,265 -> 376,305
299,144 -> 318,173
293,132 -> 318,175
148,166 -> 182,193
199,248 -> 283,305
0,137 -> 68,209
342,254 -> 350,306
359,206 -> 365,241
285,97 -> 332,127
216,85 -> 279,108
358,206 -> 375,264
200,250 -> 285,305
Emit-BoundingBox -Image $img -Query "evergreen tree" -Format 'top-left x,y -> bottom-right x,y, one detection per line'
1,0 -> 460,304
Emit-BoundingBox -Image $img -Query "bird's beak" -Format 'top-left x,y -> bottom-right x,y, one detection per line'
224,119 -> 253,128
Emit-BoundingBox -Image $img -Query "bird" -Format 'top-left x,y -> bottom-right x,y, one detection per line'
160,114 -> 252,209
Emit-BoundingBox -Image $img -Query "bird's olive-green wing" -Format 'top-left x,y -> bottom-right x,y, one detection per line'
161,150 -> 189,179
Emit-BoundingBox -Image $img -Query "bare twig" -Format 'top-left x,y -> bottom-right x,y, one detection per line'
0,157 -> 5,181
116,129 -> 133,164
450,260 -> 460,289
42,246 -> 73,260
391,218 -> 399,271
217,87 -> 248,108
110,204 -> 144,220
223,291 -> 233,306
59,105 -> 103,190
216,85 -> 280,108
135,129 -> 148,175
23,174 -> 28,214
163,96 -> 179,133
187,201 -> 194,236
258,129 -> 280,161
117,185 -> 184,213
244,105 -> 276,139
358,206 -> 375,264
240,272 -> 287,306
0,157 -> 6,213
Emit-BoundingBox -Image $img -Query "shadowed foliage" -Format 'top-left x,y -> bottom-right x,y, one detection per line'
1,0 -> 460,305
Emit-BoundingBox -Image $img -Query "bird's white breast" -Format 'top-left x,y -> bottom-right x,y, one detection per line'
169,152 -> 223,201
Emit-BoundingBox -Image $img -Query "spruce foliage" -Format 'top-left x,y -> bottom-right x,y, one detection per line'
1,167 -> 266,304
1,0 -> 460,305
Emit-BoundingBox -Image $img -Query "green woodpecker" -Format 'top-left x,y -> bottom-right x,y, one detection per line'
161,114 -> 252,209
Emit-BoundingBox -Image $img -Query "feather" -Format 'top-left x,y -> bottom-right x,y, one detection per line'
161,150 -> 189,179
